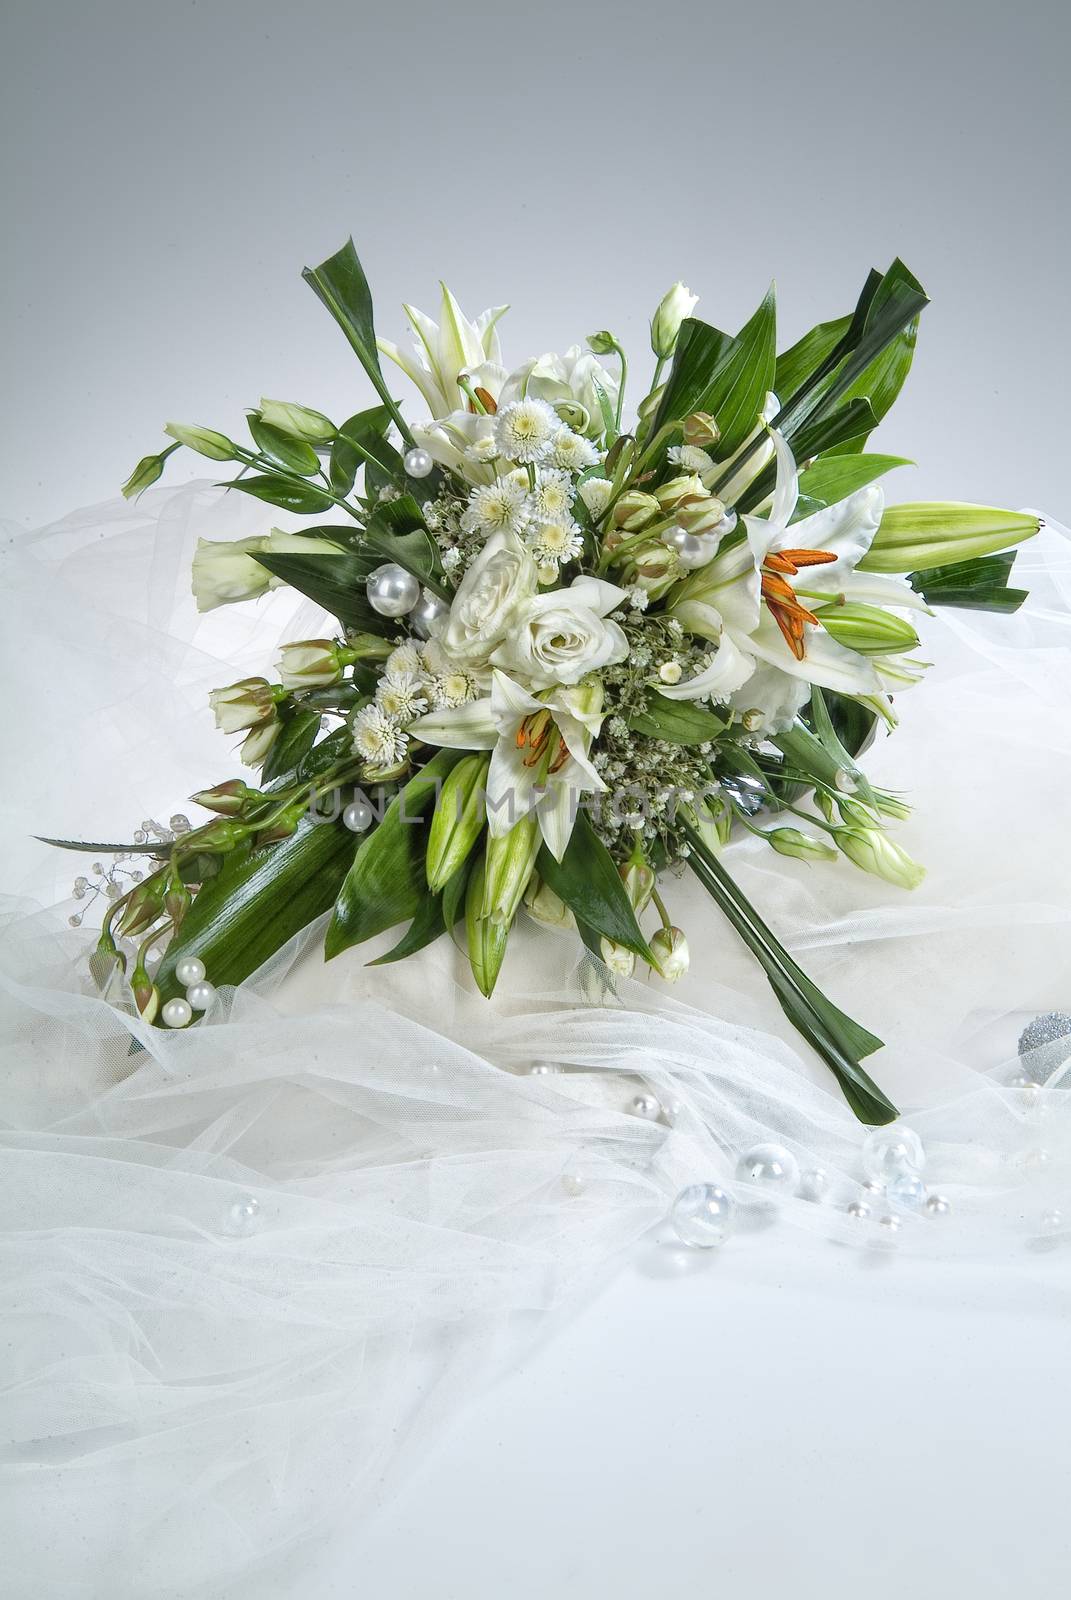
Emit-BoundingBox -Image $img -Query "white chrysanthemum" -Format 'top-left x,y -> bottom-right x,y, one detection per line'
376,671 -> 429,722
461,476 -> 531,537
668,444 -> 715,473
529,519 -> 584,565
385,641 -> 424,679
429,669 -> 480,709
578,477 -> 613,518
352,704 -> 409,767
549,427 -> 600,471
466,434 -> 500,464
494,398 -> 559,463
529,467 -> 575,524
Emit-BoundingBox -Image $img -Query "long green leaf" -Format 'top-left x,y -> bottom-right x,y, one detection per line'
325,750 -> 463,957
155,816 -> 356,1008
908,550 -> 1028,613
261,707 -> 322,783
247,416 -> 321,477
537,811 -> 653,962
302,239 -> 414,443
654,286 -> 776,460
796,453 -> 912,506
224,474 -> 336,515
330,403 -> 395,496
253,547 -> 388,633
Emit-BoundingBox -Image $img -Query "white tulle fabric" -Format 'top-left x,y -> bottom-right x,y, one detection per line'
1,485 -> 1070,1597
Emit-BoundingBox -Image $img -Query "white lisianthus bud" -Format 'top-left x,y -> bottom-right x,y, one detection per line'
189,779 -> 261,816
277,639 -> 347,689
676,496 -> 727,536
523,876 -> 576,930
587,330 -> 619,356
766,827 -> 838,863
619,858 -> 655,914
835,826 -> 925,889
239,719 -> 282,769
650,283 -> 698,359
682,412 -> 721,449
612,490 -> 661,532
164,422 -> 237,461
650,926 -> 689,981
191,530 -> 343,614
600,938 -> 636,978
209,677 -> 279,734
258,398 -> 335,443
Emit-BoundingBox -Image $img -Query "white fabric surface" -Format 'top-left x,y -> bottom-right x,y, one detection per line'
1,486 -> 1069,1598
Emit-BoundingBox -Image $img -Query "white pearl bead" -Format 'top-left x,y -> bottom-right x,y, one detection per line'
671,1183 -> 736,1248
798,1168 -> 830,1203
226,1195 -> 260,1236
367,562 -> 420,618
175,956 -> 206,987
737,1141 -> 800,1196
343,799 -> 374,832
925,1193 -> 951,1218
186,981 -> 217,1011
561,1172 -> 585,1197
631,1093 -> 662,1120
660,524 -> 717,569
861,1124 -> 925,1181
403,446 -> 434,479
528,1061 -> 558,1076
162,997 -> 192,1029
846,1200 -> 872,1221
411,590 -> 449,640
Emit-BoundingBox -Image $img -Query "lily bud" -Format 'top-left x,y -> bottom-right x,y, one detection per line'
587,330 -> 619,356
682,412 -> 721,449
650,925 -> 689,982
620,857 -> 656,914
121,451 -> 169,499
650,282 -> 698,359
209,678 -> 278,734
466,858 -> 511,997
859,503 -> 1040,575
612,490 -> 661,532
190,779 -> 261,816
766,827 -> 837,863
676,496 -> 727,537
524,876 -> 576,930
600,938 -> 636,978
835,826 -> 925,890
258,397 -> 335,443
655,474 -> 707,513
277,639 -> 347,690
482,813 -> 541,926
164,422 -> 237,461
817,603 -> 920,657
427,753 -> 490,892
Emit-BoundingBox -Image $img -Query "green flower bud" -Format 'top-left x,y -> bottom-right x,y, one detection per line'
257,397 -> 335,443
121,451 -> 169,499
859,503 -> 1040,575
600,938 -> 636,978
164,879 -> 192,926
655,474 -> 707,513
682,412 -> 721,449
482,813 -> 541,926
163,422 -> 237,461
427,753 -> 490,892
835,826 -> 925,890
637,384 -> 666,422
837,797 -> 882,828
817,603 -> 920,657
131,966 -> 159,1023
650,925 -> 689,981
523,875 -> 575,930
875,791 -> 913,821
650,282 -> 698,359
117,877 -> 167,939
766,827 -> 838,863
612,490 -> 661,532
189,779 -> 262,816
255,803 -> 306,847
466,857 -> 511,997
587,330 -> 619,356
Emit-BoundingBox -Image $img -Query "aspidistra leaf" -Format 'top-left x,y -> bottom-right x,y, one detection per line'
537,811 -> 654,962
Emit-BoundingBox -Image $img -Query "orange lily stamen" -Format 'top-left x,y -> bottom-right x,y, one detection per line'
778,548 -> 838,567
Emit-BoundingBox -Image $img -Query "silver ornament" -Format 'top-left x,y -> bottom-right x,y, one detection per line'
403,446 -> 434,479
367,562 -> 420,618
1017,1011 -> 1071,1084
411,589 -> 449,639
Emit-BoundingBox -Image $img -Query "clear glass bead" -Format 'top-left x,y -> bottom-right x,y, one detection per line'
226,1196 -> 260,1236
886,1172 -> 927,1211
861,1124 -> 925,1181
671,1183 -> 735,1248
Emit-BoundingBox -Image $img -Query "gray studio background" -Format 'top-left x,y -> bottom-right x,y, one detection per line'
2,0 -> 1068,531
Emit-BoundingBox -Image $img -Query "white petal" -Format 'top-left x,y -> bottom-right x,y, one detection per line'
490,668 -> 541,725
476,306 -> 510,363
747,610 -> 881,695
769,428 -> 799,531
438,282 -> 486,377
485,740 -> 538,836
410,698 -> 497,749
376,338 -> 443,417
783,485 -> 884,584
554,719 -> 606,790
537,781 -> 581,862
837,571 -> 933,612
728,661 -> 811,733
562,575 -> 630,616
657,631 -> 755,702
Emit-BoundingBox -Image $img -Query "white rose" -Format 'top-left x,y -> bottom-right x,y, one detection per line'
191,529 -> 340,613
490,575 -> 629,686
498,346 -> 619,439
441,530 -> 538,669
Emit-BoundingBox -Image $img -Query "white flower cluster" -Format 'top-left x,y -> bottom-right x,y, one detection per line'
351,639 -> 479,774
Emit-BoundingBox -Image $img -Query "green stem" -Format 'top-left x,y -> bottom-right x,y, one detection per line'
234,448 -> 364,523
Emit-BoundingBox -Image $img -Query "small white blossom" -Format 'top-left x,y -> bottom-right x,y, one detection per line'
376,672 -> 429,722
466,434 -> 500,464
624,583 -> 650,612
461,476 -> 531,537
441,546 -> 463,573
385,641 -> 424,679
494,398 -> 559,463
578,476 -> 613,518
550,427 -> 600,472
429,669 -> 480,709
668,444 -> 715,473
529,467 -> 575,523
529,519 -> 584,566
352,704 -> 409,768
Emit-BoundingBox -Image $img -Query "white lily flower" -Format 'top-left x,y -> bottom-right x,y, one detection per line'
378,283 -> 509,418
411,668 -> 606,860
499,347 -> 620,439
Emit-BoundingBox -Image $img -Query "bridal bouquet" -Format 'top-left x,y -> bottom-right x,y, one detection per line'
58,240 -> 1039,1126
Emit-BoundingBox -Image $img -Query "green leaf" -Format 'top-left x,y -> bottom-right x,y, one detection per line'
302,239 -> 413,444
223,474 -> 336,515
247,415 -> 321,477
796,454 -> 912,506
628,690 -> 727,744
654,319 -> 734,430
364,495 -> 446,597
155,815 -> 356,1008
330,403 -> 399,497
656,287 -> 777,460
37,835 -> 171,856
737,400 -> 879,514
908,550 -> 1028,613
774,315 -> 850,402
253,547 -> 387,633
367,890 -> 446,964
261,707 -> 322,784
537,811 -> 653,962
325,750 -> 463,957
592,379 -> 617,446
